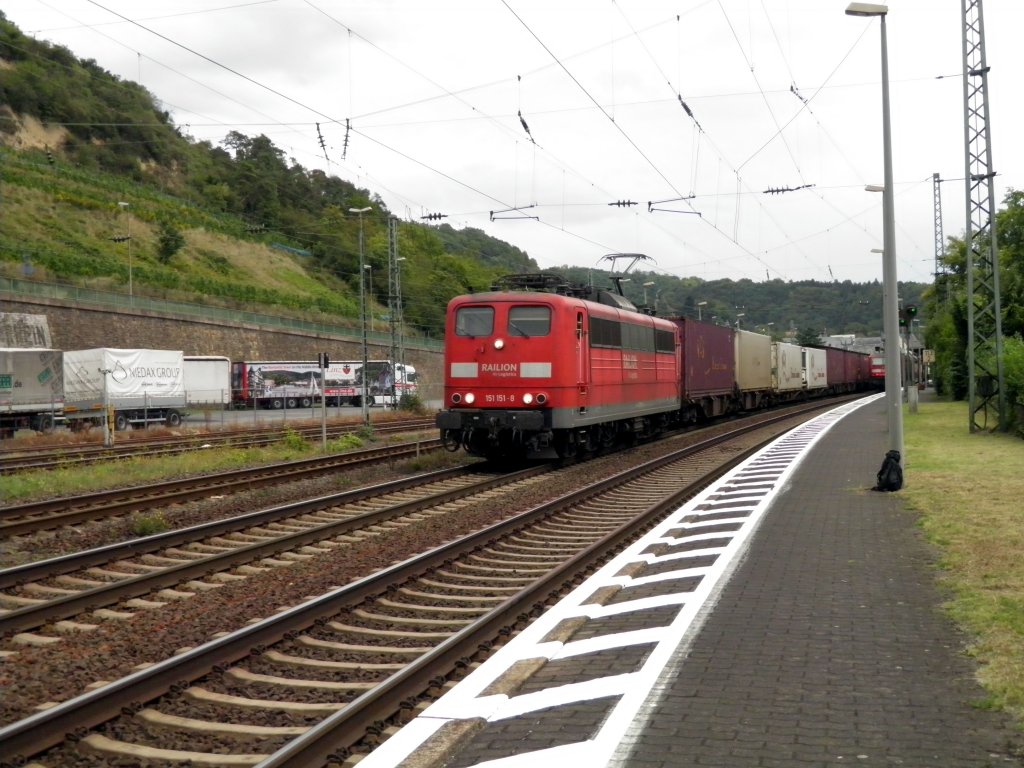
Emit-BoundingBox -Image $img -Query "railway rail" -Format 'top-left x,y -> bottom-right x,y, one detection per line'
0,437 -> 444,538
0,400 -> 838,767
0,416 -> 436,472
0,464 -> 548,640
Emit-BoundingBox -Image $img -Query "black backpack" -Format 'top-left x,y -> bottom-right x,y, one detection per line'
873,450 -> 903,492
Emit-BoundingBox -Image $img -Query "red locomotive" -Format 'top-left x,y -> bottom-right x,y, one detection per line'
436,274 -> 680,460
436,273 -> 873,461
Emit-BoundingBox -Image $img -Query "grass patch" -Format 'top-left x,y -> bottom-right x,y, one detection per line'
902,399 -> 1024,724
132,511 -> 170,537
0,441 -> 320,504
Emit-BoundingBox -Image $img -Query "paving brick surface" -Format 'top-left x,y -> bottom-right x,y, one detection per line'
615,397 -> 1024,767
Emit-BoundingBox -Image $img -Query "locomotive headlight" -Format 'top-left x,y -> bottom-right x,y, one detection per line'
464,392 -> 476,404
522,393 -> 534,405
493,338 -> 505,350
451,393 -> 462,404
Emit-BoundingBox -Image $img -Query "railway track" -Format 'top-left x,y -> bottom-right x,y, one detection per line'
0,437 -> 444,538
0,464 -> 550,641
0,402 -> 833,768
0,416 -> 436,472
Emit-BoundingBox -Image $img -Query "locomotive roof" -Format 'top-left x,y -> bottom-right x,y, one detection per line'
459,272 -> 647,314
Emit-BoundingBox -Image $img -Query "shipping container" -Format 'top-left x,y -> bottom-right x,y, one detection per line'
772,342 -> 804,392
825,347 -> 846,390
665,318 -> 735,419
734,330 -> 772,410
735,330 -> 772,391
803,346 -> 828,390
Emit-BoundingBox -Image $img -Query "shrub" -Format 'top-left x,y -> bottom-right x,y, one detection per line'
329,433 -> 363,451
132,511 -> 169,537
398,392 -> 426,414
280,426 -> 307,450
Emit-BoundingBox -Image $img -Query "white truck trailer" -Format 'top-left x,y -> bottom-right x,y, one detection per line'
183,355 -> 231,407
63,348 -> 188,431
0,348 -> 64,435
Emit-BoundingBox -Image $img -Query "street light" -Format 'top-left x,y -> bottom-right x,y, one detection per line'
365,264 -> 373,332
117,201 -> 132,305
697,301 -> 707,321
350,206 -> 373,426
642,281 -> 655,305
389,254 -> 407,409
736,312 -> 745,329
848,2 -> 904,472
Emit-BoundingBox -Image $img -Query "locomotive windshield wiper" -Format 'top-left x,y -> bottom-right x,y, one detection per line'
508,321 -> 530,338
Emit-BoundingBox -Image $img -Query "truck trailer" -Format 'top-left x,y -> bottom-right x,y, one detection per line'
230,359 -> 418,410
0,347 -> 64,436
63,348 -> 188,431
323,360 -> 418,407
183,355 -> 231,406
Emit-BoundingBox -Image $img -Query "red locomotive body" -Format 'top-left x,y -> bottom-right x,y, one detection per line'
437,279 -> 680,459
869,354 -> 886,382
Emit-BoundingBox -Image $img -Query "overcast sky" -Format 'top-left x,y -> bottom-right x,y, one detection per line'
3,0 -> 1022,286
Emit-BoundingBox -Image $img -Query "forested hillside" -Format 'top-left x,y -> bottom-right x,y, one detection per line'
0,10 -> 950,345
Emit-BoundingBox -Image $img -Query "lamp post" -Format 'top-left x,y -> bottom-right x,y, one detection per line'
350,206 -> 373,426
697,301 -> 707,321
117,201 -> 132,305
642,281 -> 655,306
848,2 -> 903,471
736,312 -> 745,329
389,253 -> 407,409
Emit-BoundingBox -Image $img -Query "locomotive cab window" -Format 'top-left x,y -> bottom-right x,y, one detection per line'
508,305 -> 551,337
455,306 -> 494,337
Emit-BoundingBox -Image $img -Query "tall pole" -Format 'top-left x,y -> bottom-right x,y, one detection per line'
118,201 -> 132,306
350,207 -> 373,426
879,11 -> 904,468
961,0 -> 1007,431
847,3 -> 903,472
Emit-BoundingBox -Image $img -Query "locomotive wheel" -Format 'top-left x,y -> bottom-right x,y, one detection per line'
553,431 -> 578,459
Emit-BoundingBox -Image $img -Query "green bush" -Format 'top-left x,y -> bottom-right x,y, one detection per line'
132,511 -> 169,537
329,433 -> 364,451
280,427 -> 307,450
398,392 -> 426,414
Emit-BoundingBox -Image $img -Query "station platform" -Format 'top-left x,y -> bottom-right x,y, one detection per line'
361,394 -> 1024,768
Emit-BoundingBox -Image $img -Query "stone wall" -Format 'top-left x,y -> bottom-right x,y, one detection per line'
0,297 -> 444,400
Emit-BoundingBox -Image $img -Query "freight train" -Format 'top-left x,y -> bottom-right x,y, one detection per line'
436,273 -> 874,461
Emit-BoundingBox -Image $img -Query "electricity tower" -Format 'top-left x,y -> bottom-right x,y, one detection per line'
961,0 -> 1007,431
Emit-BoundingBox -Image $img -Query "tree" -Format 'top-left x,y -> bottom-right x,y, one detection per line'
156,221 -> 185,264
795,326 -> 822,346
